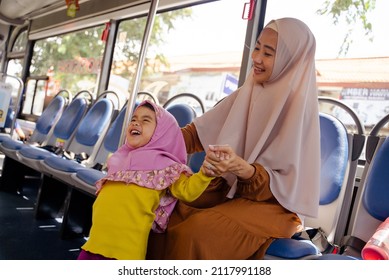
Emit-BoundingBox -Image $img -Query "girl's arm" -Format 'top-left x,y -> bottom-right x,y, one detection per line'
169,169 -> 214,203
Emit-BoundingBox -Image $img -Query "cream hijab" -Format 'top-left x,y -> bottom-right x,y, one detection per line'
193,18 -> 320,218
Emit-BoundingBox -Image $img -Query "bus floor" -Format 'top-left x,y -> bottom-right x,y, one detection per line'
0,175 -> 85,260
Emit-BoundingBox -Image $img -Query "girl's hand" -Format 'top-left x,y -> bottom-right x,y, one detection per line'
200,159 -> 219,177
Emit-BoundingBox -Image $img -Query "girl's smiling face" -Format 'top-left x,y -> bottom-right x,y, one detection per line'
126,105 -> 157,148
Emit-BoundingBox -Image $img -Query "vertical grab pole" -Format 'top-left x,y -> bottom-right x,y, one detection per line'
119,0 -> 160,147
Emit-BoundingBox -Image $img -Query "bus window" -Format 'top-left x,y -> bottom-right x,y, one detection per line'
265,0 -> 388,136
11,29 -> 27,53
21,76 -> 48,117
6,28 -> 28,78
29,25 -> 105,102
109,17 -> 148,108
108,0 -> 247,111
6,59 -> 23,77
4,28 -> 27,123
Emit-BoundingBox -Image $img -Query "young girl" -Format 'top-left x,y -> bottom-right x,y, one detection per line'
78,100 -> 215,260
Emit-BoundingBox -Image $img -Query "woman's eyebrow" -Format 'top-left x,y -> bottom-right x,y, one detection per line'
264,44 -> 276,52
256,40 -> 276,52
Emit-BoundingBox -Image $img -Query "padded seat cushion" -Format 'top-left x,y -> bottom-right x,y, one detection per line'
0,134 -> 11,143
43,156 -> 86,172
18,146 -> 56,160
266,238 -> 320,259
76,168 -> 106,186
1,139 -> 24,150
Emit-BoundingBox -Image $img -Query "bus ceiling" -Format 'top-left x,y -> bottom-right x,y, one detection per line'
0,0 -> 62,25
0,0 -> 214,26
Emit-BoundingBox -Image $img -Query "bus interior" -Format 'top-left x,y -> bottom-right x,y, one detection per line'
0,0 -> 388,260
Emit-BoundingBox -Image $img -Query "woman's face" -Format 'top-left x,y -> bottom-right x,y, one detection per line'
126,105 -> 157,148
251,27 -> 278,84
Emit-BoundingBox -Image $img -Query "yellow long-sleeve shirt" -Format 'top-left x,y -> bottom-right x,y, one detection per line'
82,170 -> 213,260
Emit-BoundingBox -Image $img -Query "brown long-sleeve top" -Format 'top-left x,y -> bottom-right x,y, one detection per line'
181,123 -> 274,202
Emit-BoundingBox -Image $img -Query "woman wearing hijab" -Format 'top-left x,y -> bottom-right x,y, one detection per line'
147,17 -> 321,260
77,100 -> 215,260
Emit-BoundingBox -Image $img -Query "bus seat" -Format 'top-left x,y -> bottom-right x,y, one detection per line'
0,94 -> 67,161
265,112 -> 350,259
163,93 -> 205,116
165,103 -> 196,128
0,95 -> 91,194
28,94 -> 67,144
318,97 -> 366,246
338,115 -> 389,259
71,169 -> 105,197
38,97 -> 114,183
165,102 -> 199,168
44,92 -> 92,149
66,102 -> 129,196
33,98 -> 115,222
15,96 -> 90,172
312,254 -> 359,260
93,103 -> 128,166
188,151 -> 205,173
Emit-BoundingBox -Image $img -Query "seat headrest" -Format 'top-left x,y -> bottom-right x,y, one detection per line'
319,113 -> 349,205
166,103 -> 196,128
53,98 -> 88,139
75,98 -> 113,146
35,95 -> 66,134
363,136 -> 389,221
104,105 -> 127,152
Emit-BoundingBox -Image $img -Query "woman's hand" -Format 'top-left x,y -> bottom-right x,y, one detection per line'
205,145 -> 255,180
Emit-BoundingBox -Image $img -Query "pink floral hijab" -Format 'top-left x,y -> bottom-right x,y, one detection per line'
95,100 -> 192,232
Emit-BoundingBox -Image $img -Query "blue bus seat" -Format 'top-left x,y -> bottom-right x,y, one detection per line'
93,103 -> 128,166
188,151 -> 205,173
70,100 -> 135,183
68,103 -> 128,196
165,103 -> 196,128
32,98 -> 115,223
15,97 -> 90,172
265,112 -> 350,259
163,92 -> 205,116
28,95 -> 67,144
339,116 -> 389,259
165,102 -> 200,168
318,97 -> 366,246
0,94 -> 67,161
0,95 -> 90,194
71,168 -> 106,197
38,97 -> 114,185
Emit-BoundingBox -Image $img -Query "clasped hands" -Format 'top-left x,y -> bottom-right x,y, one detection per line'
200,144 -> 255,180
201,144 -> 233,177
